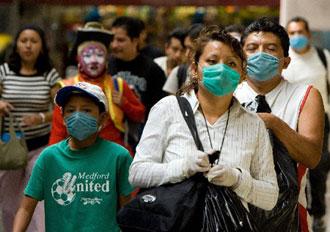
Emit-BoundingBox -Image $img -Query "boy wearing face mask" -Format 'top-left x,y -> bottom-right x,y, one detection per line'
235,17 -> 324,232
49,22 -> 145,154
13,82 -> 133,232
283,17 -> 330,231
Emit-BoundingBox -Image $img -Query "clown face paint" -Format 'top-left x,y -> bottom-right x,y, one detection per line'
78,43 -> 107,78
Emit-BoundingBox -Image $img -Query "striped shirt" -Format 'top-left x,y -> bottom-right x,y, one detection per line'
129,91 -> 278,210
0,63 -> 60,140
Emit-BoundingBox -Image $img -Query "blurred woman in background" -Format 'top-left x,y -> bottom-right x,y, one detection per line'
0,24 -> 60,232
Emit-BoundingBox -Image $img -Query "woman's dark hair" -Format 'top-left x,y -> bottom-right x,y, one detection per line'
7,24 -> 53,74
241,17 -> 290,57
179,25 -> 246,95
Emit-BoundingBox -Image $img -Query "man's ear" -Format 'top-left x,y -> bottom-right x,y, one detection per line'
282,56 -> 291,70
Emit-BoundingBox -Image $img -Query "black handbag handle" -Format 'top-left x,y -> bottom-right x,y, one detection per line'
176,96 -> 204,151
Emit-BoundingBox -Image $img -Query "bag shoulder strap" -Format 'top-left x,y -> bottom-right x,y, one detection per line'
316,47 -> 330,99
176,96 -> 204,151
316,47 -> 328,70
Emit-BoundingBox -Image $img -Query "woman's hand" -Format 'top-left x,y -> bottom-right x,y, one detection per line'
206,164 -> 241,188
183,150 -> 211,178
21,114 -> 42,126
0,100 -> 14,116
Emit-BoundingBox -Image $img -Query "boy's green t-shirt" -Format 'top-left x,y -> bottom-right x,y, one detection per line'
25,137 -> 133,232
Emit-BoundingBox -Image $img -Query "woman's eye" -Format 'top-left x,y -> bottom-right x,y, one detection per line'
207,60 -> 217,65
227,61 -> 237,67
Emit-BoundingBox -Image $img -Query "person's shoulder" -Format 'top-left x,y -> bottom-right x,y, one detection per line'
36,142 -> 63,163
99,138 -> 130,156
0,63 -> 12,75
281,79 -> 310,93
153,95 -> 177,108
154,56 -> 166,63
148,95 -> 178,116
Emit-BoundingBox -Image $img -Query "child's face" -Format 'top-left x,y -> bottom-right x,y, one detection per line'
63,95 -> 101,120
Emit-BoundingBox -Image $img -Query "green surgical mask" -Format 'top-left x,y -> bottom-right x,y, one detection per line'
202,63 -> 240,96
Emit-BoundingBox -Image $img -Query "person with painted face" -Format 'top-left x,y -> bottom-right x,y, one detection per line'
235,17 -> 324,232
13,82 -> 134,232
49,22 -> 145,154
283,16 -> 330,232
130,26 -> 278,212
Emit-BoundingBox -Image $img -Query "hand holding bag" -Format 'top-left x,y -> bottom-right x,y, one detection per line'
0,113 -> 28,170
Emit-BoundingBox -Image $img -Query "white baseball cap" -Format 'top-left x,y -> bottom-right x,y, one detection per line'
55,82 -> 108,112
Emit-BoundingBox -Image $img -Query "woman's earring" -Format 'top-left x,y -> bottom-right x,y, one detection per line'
191,72 -> 199,83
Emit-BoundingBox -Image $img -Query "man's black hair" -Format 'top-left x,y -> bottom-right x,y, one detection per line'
166,28 -> 187,48
241,17 -> 290,57
186,23 -> 204,41
286,16 -> 310,33
224,24 -> 244,35
111,16 -> 143,39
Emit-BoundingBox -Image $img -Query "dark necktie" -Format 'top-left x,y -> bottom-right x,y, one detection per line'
255,95 -> 271,113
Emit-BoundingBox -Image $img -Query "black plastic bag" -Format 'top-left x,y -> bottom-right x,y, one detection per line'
249,132 -> 299,231
244,96 -> 299,231
202,185 -> 260,232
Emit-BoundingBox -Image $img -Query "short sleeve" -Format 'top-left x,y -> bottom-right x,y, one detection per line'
24,152 -> 46,201
0,64 -> 6,84
46,68 -> 61,87
117,150 -> 134,196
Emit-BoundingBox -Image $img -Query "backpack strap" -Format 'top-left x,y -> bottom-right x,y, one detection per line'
176,96 -> 204,151
316,47 -> 330,100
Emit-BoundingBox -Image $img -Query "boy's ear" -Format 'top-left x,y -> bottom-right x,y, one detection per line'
99,112 -> 108,127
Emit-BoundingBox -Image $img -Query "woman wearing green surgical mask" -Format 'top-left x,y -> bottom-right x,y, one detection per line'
130,26 -> 278,216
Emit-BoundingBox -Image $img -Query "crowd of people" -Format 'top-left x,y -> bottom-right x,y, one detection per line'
0,13 -> 329,232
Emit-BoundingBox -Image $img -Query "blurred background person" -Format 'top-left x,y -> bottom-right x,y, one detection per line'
224,24 -> 245,42
137,18 -> 164,60
283,16 -> 330,232
108,16 -> 167,150
154,27 -> 187,77
163,23 -> 204,95
0,24 -> 61,232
